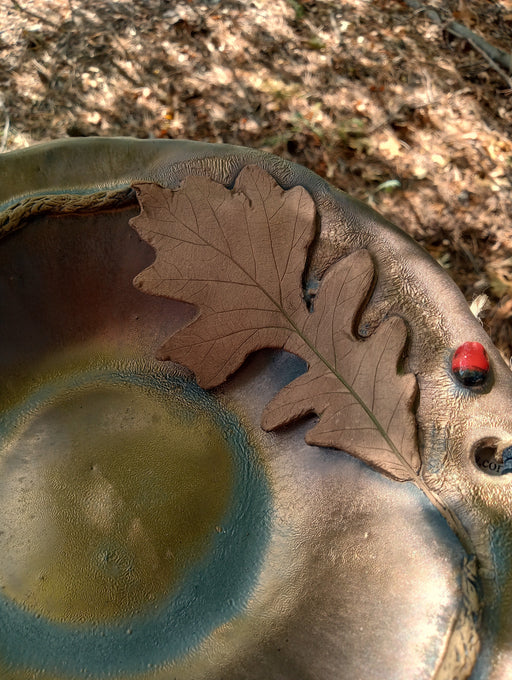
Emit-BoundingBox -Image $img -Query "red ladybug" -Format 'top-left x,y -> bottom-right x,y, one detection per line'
452,342 -> 490,387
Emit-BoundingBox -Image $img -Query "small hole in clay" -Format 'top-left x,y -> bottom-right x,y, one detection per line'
473,438 -> 503,476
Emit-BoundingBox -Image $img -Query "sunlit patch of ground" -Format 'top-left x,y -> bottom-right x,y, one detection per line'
1,0 -> 511,353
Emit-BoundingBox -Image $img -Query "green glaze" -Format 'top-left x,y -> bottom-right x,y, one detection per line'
0,361 -> 271,678
0,383 -> 232,624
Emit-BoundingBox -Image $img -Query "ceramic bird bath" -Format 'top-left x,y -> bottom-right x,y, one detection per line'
0,138 -> 511,680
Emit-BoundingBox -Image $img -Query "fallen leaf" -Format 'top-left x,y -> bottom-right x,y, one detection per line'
378,134 -> 402,159
132,166 -> 315,388
262,251 -> 419,480
131,166 -> 419,480
413,164 -> 428,179
431,154 -> 445,167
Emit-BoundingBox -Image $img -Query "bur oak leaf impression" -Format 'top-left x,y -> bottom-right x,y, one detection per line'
131,165 -> 420,481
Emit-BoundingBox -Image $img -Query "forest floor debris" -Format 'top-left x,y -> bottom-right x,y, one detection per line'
1,0 -> 511,354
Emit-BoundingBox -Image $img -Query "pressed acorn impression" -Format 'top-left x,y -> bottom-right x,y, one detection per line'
451,342 -> 490,387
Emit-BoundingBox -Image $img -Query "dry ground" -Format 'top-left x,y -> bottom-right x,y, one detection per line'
1,0 -> 511,354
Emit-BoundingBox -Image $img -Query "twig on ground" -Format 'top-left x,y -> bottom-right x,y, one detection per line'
466,35 -> 512,90
368,88 -> 471,135
0,114 -> 9,153
67,0 -> 75,23
9,0 -> 59,29
403,0 -> 512,85
111,58 -> 143,87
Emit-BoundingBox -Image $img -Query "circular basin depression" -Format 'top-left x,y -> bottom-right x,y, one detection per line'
0,207 -> 270,679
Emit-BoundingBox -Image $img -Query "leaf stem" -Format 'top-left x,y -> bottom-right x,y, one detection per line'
279,309 -> 477,558
272,300 -> 417,476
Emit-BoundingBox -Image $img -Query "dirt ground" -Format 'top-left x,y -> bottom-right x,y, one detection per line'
1,0 -> 511,355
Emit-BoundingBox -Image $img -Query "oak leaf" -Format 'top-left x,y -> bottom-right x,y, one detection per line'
263,251 -> 419,480
131,166 -> 314,388
131,166 -> 420,481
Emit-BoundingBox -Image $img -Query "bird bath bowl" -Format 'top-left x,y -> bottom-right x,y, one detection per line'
1,138 -> 509,680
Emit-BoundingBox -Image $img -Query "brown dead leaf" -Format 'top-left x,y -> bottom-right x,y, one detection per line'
263,250 -> 419,480
131,167 -> 419,481
378,134 -> 403,159
132,166 -> 315,387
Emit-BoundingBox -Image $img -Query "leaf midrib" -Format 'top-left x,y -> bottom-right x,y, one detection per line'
192,224 -> 419,480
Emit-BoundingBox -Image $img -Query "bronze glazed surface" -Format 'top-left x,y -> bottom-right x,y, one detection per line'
0,138 -> 511,680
